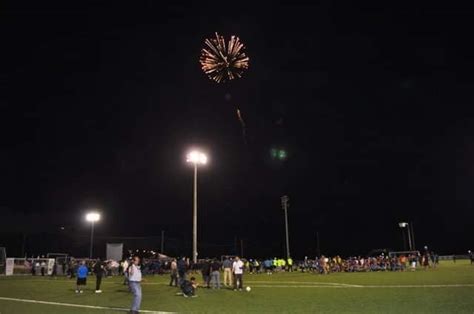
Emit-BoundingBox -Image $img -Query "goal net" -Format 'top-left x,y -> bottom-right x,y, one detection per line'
47,253 -> 69,275
5,258 -> 55,276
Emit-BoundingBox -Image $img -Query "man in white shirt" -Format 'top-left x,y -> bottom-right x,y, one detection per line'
232,256 -> 244,291
169,259 -> 178,287
128,256 -> 142,314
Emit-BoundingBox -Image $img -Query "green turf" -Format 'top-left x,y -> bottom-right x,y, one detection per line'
0,260 -> 473,313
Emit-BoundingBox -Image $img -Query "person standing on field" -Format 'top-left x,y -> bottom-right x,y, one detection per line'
232,256 -> 244,291
40,261 -> 46,276
222,257 -> 233,287
94,258 -> 104,293
201,259 -> 211,288
129,256 -> 142,314
287,257 -> 293,272
169,258 -> 178,287
75,261 -> 88,294
177,257 -> 187,286
210,259 -> 221,289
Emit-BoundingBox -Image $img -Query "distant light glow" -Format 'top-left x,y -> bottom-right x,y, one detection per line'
399,222 -> 408,228
186,150 -> 208,165
271,148 -> 287,161
86,212 -> 101,222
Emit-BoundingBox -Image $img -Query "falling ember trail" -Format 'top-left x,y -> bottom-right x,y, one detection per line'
236,108 -> 247,144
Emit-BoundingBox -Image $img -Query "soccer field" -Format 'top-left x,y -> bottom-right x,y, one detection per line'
0,261 -> 473,313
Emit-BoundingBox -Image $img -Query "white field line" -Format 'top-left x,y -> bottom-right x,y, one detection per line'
139,282 -> 362,287
250,284 -> 474,289
245,281 -> 363,287
96,281 -> 474,289
2,279 -> 473,289
324,282 -> 364,287
250,285 -> 354,288
246,281 -> 348,285
361,284 -> 474,288
0,296 -> 173,313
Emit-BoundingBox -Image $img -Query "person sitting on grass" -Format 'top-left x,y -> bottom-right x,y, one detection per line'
177,277 -> 198,297
75,261 -> 88,294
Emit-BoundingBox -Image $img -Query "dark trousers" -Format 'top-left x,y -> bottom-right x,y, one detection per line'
169,272 -> 178,286
234,274 -> 243,289
178,272 -> 186,286
202,274 -> 210,287
96,276 -> 102,290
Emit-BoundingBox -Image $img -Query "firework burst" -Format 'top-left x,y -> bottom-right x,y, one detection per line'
200,32 -> 249,83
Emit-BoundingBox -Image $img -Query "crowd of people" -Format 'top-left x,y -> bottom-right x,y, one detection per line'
295,252 -> 438,274
68,256 -> 143,313
68,255 -> 246,312
65,258 -> 120,278
164,252 -> 439,277
228,252 -> 441,275
20,248 -> 472,313
164,256 -> 246,292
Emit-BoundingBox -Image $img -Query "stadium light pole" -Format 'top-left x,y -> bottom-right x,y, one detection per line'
281,195 -> 290,260
186,150 -> 208,264
409,221 -> 416,250
398,222 -> 412,251
86,212 -> 101,259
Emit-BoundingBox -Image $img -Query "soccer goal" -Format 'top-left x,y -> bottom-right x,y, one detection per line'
388,250 -> 420,258
5,258 -> 55,276
47,253 -> 69,275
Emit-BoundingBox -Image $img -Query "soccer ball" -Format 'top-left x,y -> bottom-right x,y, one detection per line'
246,286 -> 251,292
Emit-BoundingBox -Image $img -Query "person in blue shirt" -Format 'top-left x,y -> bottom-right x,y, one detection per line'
76,261 -> 88,294
263,259 -> 273,274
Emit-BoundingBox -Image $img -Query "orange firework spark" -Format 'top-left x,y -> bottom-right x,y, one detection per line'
200,32 -> 249,83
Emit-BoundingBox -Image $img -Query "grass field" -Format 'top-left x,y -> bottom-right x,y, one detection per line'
0,260 -> 473,313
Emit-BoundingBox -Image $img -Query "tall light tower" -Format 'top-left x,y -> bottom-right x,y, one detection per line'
186,150 -> 208,264
281,195 -> 290,260
398,222 -> 413,251
86,212 -> 101,259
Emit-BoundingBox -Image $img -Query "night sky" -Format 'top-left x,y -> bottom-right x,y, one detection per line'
1,3 -> 474,258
